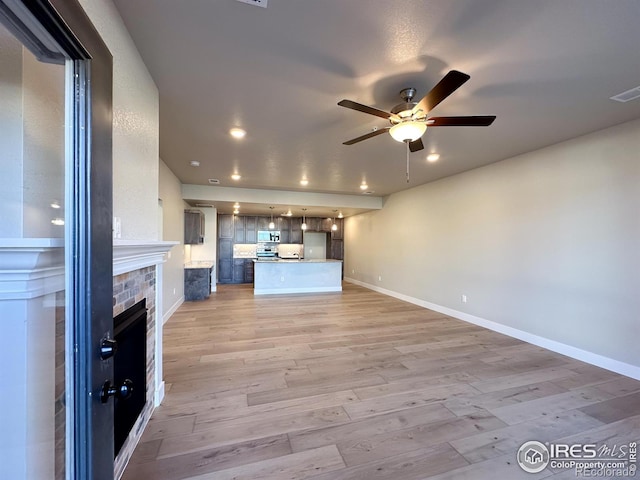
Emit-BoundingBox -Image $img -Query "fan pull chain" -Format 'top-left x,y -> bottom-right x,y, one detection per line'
406,140 -> 410,183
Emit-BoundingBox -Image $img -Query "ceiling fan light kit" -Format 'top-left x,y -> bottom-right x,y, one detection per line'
338,70 -> 496,155
389,121 -> 427,142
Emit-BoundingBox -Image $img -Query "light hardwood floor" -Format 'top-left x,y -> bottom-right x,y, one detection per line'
122,283 -> 640,479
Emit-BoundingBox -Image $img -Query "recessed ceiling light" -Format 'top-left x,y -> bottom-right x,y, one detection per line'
50,201 -> 61,209
234,203 -> 240,208
190,160 -> 200,167
229,127 -> 246,139
231,173 -> 241,180
51,218 -> 65,226
427,153 -> 440,162
300,178 -> 309,186
360,182 -> 368,190
338,212 -> 343,219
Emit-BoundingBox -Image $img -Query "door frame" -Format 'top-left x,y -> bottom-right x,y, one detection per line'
0,1 -> 114,478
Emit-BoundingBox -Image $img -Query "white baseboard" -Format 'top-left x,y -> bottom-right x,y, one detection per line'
345,277 -> 640,381
154,381 -> 165,407
163,295 -> 184,324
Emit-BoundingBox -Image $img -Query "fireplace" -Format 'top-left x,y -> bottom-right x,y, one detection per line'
111,240 -> 178,480
113,299 -> 148,456
112,261 -> 157,478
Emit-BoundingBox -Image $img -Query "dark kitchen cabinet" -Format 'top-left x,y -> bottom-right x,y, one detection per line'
244,260 -> 254,283
234,215 -> 245,243
245,216 -> 257,243
218,259 -> 232,283
321,218 -> 334,232
218,214 -> 233,239
277,217 -> 290,243
290,217 -> 302,243
306,217 -> 321,232
257,216 -> 270,230
232,259 -> 245,284
218,238 -> 233,258
331,218 -> 343,240
184,267 -> 212,301
184,209 -> 205,244
217,237 -> 233,283
331,239 -> 344,260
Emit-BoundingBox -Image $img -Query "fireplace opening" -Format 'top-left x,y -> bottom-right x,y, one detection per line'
113,298 -> 147,457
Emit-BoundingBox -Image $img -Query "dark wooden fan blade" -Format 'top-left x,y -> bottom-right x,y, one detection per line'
338,99 -> 394,120
427,116 -> 496,126
412,70 -> 470,116
409,138 -> 424,152
343,127 -> 390,145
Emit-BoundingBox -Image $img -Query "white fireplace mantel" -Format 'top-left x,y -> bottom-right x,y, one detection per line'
113,240 -> 178,276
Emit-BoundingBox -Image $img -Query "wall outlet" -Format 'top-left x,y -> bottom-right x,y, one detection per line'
351,269 -> 355,274
173,288 -> 176,295
378,275 -> 382,282
280,276 -> 285,282
461,294 -> 468,303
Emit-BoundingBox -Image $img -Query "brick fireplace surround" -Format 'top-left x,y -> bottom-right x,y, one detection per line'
0,239 -> 176,480
111,240 -> 177,478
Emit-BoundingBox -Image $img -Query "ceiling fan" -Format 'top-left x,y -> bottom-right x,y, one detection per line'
338,70 -> 496,153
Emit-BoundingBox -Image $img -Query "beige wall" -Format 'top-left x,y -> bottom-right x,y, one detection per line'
158,159 -> 187,320
345,118 -> 640,375
79,0 -> 160,241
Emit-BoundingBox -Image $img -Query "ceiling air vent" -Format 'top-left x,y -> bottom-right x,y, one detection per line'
208,178 -> 220,185
234,0 -> 268,8
195,204 -> 213,208
610,85 -> 640,103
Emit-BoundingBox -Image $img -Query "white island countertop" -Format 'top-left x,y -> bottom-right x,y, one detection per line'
253,258 -> 342,295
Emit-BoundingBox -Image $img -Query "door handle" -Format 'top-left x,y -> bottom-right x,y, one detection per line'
100,379 -> 133,403
100,338 -> 118,360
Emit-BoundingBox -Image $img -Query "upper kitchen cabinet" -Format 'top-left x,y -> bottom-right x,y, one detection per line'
321,218 -> 333,232
245,216 -> 257,243
331,218 -> 343,240
218,214 -> 234,239
257,216 -> 270,231
234,215 -> 246,243
185,209 -> 205,244
277,217 -> 290,243
305,217 -> 322,232
290,217 -> 302,244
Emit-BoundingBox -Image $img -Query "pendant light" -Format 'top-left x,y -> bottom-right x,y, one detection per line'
268,206 -> 275,229
331,210 -> 338,231
301,208 -> 307,231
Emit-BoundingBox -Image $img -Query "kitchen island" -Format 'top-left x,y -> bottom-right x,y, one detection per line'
184,261 -> 214,300
253,259 -> 342,295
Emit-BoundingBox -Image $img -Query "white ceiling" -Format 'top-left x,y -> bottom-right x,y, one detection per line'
112,0 -> 640,217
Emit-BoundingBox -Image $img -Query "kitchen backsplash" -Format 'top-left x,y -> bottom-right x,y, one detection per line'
277,244 -> 304,258
232,243 -> 305,259
233,243 -> 257,258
